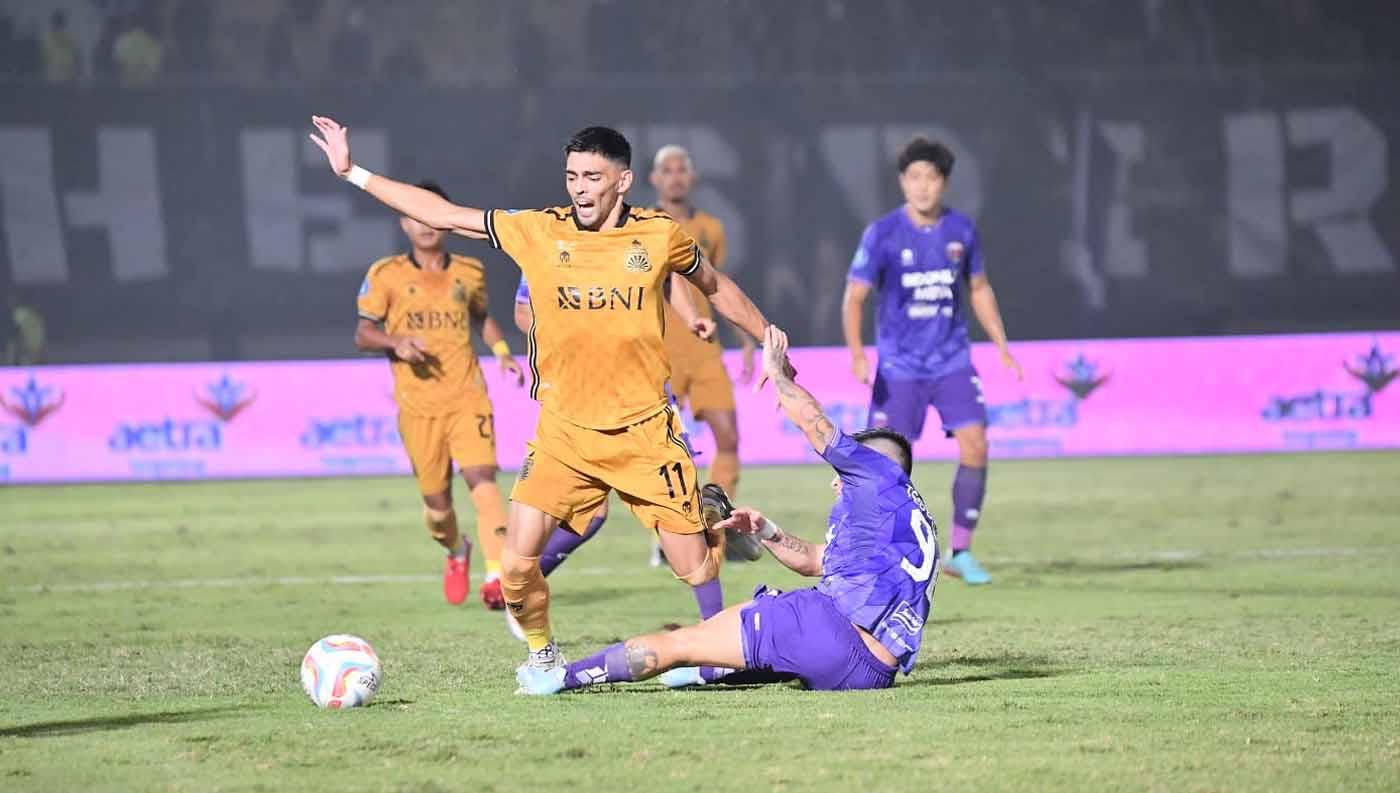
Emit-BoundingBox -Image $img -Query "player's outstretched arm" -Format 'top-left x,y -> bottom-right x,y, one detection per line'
309,116 -> 487,238
968,273 -> 1023,380
684,257 -> 767,351
718,507 -> 824,577
762,325 -> 835,452
842,280 -> 873,384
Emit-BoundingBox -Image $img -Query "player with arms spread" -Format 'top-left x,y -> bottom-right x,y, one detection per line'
354,181 -> 524,609
843,137 -> 1022,586
513,143 -> 762,570
310,116 -> 775,680
515,325 -> 939,694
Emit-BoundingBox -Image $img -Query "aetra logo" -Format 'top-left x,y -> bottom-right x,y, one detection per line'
1262,342 -> 1395,422
300,415 -> 401,449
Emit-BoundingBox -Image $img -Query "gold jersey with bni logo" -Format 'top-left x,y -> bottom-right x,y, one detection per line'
663,208 -> 728,367
484,204 -> 702,430
357,252 -> 490,417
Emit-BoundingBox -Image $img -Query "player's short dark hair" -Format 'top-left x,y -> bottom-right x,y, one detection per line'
897,137 -> 955,178
852,427 -> 914,476
415,181 -> 451,202
564,126 -> 632,169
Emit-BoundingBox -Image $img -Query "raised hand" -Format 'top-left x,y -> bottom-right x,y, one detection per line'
756,325 -> 790,392
308,115 -> 352,176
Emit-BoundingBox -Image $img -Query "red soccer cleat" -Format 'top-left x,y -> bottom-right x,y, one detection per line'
479,577 -> 506,611
443,555 -> 470,605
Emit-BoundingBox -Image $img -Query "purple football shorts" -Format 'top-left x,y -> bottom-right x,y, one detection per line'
869,367 -> 987,440
739,586 -> 896,691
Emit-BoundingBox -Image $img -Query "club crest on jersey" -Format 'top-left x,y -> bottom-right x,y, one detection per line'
556,241 -> 573,265
451,280 -> 468,305
900,248 -> 915,267
946,241 -> 966,264
624,239 -> 652,272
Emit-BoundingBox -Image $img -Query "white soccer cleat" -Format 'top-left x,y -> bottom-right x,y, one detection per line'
515,664 -> 566,696
658,666 -> 706,689
514,642 -> 567,694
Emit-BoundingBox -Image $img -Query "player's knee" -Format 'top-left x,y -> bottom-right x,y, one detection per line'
703,411 -> 739,450
673,546 -> 720,587
421,491 -> 452,511
460,466 -> 498,489
500,548 -> 540,589
959,430 -> 989,465
713,425 -> 739,452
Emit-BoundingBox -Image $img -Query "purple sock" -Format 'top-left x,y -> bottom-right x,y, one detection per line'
692,578 -> 723,620
562,642 -> 633,690
951,465 -> 987,552
540,513 -> 606,577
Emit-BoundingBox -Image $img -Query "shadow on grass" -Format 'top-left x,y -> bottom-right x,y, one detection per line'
0,706 -> 241,738
904,653 -> 1065,688
1034,558 -> 1208,575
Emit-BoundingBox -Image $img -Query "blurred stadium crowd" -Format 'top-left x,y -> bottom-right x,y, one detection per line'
0,0 -> 1393,87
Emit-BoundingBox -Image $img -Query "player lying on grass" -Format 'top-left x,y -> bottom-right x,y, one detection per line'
517,325 -> 939,694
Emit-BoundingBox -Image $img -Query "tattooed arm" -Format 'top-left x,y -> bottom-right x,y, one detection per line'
718,507 -> 825,577
761,325 -> 835,452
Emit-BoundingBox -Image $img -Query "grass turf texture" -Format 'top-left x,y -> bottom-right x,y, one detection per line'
2,453 -> 1398,792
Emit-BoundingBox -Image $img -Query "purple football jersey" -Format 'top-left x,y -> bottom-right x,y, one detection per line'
848,206 -> 984,380
817,431 -> 939,674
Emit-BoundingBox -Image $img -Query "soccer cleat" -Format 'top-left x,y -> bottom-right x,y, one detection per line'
479,577 -> 505,611
443,553 -> 470,605
944,551 -> 992,585
702,483 -> 762,562
514,642 -> 567,693
659,666 -> 706,689
515,664 -> 566,696
649,543 -> 667,568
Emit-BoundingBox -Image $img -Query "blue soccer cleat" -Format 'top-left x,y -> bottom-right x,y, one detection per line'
944,551 -> 992,585
659,666 -> 706,689
515,664 -> 567,696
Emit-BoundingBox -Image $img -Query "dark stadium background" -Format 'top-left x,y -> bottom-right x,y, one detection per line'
1,0 -> 1397,364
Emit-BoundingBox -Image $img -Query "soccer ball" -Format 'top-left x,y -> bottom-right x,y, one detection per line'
300,634 -> 382,709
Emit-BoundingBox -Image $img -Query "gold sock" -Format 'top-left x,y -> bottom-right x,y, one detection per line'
500,549 -> 552,651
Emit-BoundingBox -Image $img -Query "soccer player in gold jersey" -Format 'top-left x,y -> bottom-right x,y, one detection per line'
310,116 -> 778,679
355,182 -> 524,610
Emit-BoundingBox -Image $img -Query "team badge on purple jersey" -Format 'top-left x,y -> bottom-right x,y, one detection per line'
848,207 -> 984,381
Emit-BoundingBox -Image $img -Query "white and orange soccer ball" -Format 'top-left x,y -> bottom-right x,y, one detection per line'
300,634 -> 383,709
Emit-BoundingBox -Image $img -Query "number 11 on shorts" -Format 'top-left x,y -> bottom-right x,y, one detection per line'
658,462 -> 688,499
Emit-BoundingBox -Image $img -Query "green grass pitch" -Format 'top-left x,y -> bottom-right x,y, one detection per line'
2,453 -> 1398,792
